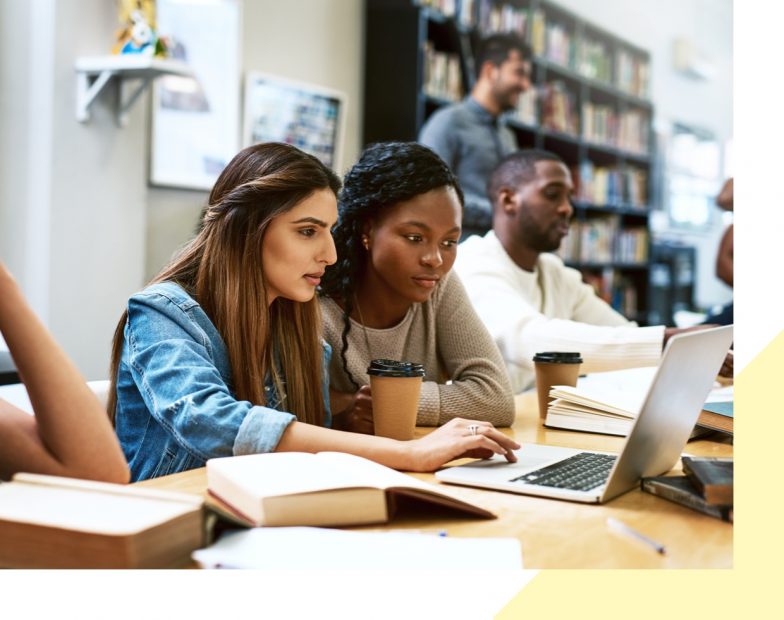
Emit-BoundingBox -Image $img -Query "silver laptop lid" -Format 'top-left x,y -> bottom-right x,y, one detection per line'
601,325 -> 733,501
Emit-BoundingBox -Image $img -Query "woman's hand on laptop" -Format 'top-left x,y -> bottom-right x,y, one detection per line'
404,418 -> 520,472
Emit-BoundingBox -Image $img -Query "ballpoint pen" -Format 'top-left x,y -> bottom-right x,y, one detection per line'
606,517 -> 666,555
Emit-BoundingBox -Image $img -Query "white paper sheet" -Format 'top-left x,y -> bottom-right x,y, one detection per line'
193,527 -> 523,570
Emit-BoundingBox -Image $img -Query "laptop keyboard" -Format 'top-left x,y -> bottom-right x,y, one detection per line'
510,452 -> 617,492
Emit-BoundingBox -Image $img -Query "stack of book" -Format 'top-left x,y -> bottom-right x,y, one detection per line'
642,456 -> 733,522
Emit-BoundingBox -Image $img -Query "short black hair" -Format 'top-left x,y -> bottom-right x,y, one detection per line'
475,34 -> 532,79
487,149 -> 565,205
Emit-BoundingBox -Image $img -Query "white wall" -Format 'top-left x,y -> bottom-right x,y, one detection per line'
0,0 -> 148,379
0,0 -> 37,294
556,0 -> 734,310
0,0 -> 363,377
144,0 -> 363,280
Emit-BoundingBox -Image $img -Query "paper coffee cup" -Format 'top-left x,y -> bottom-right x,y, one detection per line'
367,359 -> 425,441
533,352 -> 583,420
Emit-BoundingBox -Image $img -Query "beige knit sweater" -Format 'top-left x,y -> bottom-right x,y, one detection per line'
319,273 -> 515,427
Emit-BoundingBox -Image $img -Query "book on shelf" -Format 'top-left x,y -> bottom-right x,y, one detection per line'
575,161 -> 648,208
641,475 -> 733,522
544,19 -> 574,67
541,80 -> 578,135
696,400 -> 733,435
616,48 -> 650,98
682,456 -> 733,505
479,0 -> 527,34
0,473 -> 203,568
544,367 -> 729,437
530,8 -> 546,56
423,41 -> 463,102
576,36 -> 612,82
206,452 -> 495,528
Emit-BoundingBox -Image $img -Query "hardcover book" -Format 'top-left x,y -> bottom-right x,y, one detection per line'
681,456 -> 733,505
696,401 -> 733,435
0,473 -> 204,568
641,475 -> 733,522
206,452 -> 495,527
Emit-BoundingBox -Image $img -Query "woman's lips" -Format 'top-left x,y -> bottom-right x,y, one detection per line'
412,276 -> 439,289
304,273 -> 323,286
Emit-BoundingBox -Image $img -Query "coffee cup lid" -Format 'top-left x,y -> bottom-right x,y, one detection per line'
367,358 -> 425,378
532,351 -> 583,364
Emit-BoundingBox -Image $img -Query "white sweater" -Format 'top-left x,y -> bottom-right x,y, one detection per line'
454,231 -> 664,393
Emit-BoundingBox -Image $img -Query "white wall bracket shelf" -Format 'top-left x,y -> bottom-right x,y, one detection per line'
75,55 -> 193,127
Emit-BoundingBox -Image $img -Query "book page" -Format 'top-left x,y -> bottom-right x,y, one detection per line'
207,452 -> 428,498
318,452 -> 433,491
573,367 -> 732,407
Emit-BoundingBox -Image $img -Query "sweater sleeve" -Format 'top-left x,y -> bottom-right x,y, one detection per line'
458,256 -> 663,392
417,273 -> 516,427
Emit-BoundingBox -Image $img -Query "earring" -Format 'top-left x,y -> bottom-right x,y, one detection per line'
361,235 -> 369,250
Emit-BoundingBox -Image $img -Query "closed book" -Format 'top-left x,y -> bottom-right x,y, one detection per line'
0,473 -> 204,568
641,475 -> 732,522
682,456 -> 733,505
696,401 -> 733,435
206,452 -> 495,527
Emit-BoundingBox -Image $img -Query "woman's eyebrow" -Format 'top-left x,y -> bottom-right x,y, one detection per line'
401,221 -> 460,234
291,217 -> 330,227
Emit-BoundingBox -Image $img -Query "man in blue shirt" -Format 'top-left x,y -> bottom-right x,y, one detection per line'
419,34 -> 532,239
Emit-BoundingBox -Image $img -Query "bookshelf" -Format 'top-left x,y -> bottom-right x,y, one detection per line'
364,0 -> 654,324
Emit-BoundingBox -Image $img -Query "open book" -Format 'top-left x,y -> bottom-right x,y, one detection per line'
206,452 -> 495,527
0,473 -> 203,568
545,367 -> 732,437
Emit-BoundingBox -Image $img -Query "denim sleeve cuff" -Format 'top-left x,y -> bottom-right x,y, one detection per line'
233,406 -> 296,455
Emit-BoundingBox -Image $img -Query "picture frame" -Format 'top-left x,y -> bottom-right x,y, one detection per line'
149,0 -> 241,190
243,72 -> 347,171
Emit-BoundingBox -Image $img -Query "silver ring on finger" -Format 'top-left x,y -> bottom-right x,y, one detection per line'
467,424 -> 480,436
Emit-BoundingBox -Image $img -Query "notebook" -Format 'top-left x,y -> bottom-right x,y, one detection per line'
436,325 -> 734,504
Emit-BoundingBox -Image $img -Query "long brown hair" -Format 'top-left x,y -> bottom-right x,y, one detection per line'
108,142 -> 341,426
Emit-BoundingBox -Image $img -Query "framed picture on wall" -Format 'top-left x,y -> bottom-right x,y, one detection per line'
243,72 -> 347,170
150,0 -> 241,190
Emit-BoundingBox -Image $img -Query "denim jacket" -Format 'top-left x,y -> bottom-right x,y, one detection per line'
114,282 -> 332,482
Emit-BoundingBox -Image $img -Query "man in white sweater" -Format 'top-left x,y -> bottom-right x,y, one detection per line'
454,149 -> 688,393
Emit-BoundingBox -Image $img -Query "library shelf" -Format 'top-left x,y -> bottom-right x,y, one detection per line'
364,0 -> 654,323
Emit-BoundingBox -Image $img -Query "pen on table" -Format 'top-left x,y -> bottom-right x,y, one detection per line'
606,517 -> 666,555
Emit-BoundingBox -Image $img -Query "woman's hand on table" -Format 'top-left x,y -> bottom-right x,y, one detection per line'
403,418 -> 520,473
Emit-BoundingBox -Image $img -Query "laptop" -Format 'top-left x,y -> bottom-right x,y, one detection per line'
436,325 -> 734,504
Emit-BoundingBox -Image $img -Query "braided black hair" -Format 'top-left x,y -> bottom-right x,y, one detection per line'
320,141 -> 464,390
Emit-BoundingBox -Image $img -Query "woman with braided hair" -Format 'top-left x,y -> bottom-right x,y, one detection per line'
110,142 -> 518,481
320,142 -> 515,434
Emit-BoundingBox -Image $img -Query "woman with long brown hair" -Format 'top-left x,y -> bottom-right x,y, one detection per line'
110,143 -> 518,481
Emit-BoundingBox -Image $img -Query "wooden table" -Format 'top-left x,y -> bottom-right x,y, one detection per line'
138,392 -> 733,568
